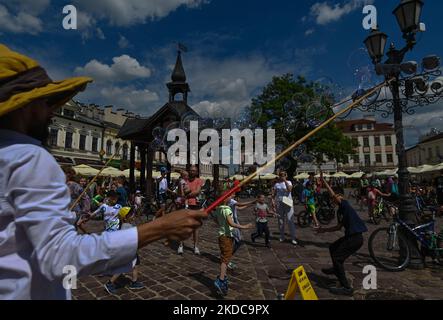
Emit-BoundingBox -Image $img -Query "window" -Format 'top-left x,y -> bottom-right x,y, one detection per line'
65,132 -> 73,149
106,140 -> 112,155
115,142 -> 120,155
352,138 -> 359,147
364,154 -> 371,165
357,124 -> 363,131
385,136 -> 392,146
375,136 -> 380,146
387,154 -> 394,163
49,129 -> 58,146
353,155 -> 359,163
92,137 -> 98,152
122,144 -> 129,160
376,154 -> 382,163
64,109 -> 75,118
79,135 -> 86,151
367,123 -> 373,130
363,137 -> 369,147
437,146 -> 441,158
428,148 -> 433,159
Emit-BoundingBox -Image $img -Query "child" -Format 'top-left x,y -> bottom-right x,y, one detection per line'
78,190 -> 121,232
251,194 -> 276,247
303,181 -> 320,228
104,207 -> 144,294
214,194 -> 253,296
228,196 -> 256,269
134,190 -> 143,211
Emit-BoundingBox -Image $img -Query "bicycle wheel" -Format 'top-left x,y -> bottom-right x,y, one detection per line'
372,210 -> 382,225
297,211 -> 312,228
317,208 -> 333,225
368,227 -> 410,271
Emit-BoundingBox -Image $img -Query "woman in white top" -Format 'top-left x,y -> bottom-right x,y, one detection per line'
272,171 -> 297,245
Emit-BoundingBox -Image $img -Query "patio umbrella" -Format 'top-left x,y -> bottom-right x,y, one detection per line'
122,169 -> 140,178
73,164 -> 99,176
349,172 -> 364,179
294,173 -> 309,179
261,173 -> 278,180
152,170 -> 161,178
100,167 -> 124,177
201,176 -> 214,181
332,172 -> 350,178
171,172 -> 180,180
231,174 -> 245,181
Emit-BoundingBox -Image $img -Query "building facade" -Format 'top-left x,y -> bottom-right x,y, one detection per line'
406,131 -> 443,167
48,100 -> 152,169
336,115 -> 398,172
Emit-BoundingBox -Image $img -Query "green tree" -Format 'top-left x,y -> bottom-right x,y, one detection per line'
249,73 -> 357,178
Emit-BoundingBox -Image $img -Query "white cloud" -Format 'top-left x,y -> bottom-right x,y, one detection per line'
73,0 -> 208,27
100,86 -> 159,109
310,0 -> 374,25
0,2 -> 48,34
75,55 -> 152,82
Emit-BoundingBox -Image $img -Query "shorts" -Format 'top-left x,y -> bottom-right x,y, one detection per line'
307,204 -> 316,214
218,235 -> 234,264
158,193 -> 168,205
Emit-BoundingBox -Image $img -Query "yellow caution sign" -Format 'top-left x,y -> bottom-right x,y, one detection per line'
284,266 -> 318,300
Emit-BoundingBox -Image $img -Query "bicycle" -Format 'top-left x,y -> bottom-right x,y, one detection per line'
297,194 -> 335,228
371,197 -> 391,225
368,209 -> 443,271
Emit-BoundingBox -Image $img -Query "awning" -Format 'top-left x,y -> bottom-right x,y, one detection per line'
294,173 -> 310,179
100,167 -> 125,177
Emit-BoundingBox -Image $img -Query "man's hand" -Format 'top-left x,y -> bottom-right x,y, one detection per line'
243,223 -> 254,229
137,209 -> 205,248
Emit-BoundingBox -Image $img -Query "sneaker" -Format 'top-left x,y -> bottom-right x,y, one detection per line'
291,240 -> 298,246
178,244 -> 184,255
329,286 -> 354,296
194,246 -> 201,255
128,281 -> 145,290
279,238 -> 285,243
214,277 -> 228,296
321,267 -> 336,276
104,281 -> 118,295
227,262 -> 237,270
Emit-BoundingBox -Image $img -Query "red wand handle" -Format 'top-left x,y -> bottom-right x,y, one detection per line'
204,186 -> 240,215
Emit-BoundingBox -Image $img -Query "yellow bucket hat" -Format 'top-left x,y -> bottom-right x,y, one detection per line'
0,44 -> 93,117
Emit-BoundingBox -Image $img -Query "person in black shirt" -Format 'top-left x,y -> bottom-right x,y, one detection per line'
314,171 -> 368,296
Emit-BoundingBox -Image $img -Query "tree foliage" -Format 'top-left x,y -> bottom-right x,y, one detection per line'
249,73 -> 357,175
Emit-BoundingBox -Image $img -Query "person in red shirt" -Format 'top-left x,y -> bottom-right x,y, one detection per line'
177,165 -> 204,255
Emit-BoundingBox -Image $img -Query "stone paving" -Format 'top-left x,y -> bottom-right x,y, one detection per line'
73,195 -> 443,300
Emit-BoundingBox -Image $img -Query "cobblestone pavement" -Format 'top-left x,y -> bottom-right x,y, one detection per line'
73,195 -> 443,300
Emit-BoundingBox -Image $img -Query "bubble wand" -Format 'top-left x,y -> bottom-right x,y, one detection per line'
204,79 -> 392,215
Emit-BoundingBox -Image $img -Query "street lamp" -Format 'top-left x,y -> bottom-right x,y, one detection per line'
358,0 -> 442,269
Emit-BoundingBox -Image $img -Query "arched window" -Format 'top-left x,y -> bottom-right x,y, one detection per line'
106,140 -> 112,155
115,142 -> 120,156
122,144 -> 129,160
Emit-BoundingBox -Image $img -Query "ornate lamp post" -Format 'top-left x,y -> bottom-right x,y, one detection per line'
357,0 -> 442,268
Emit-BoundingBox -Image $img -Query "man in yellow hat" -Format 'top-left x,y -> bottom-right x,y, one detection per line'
0,44 -> 206,299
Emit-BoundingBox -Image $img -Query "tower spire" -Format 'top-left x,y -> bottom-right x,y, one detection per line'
167,50 -> 190,103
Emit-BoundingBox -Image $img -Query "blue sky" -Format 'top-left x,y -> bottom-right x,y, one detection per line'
1,0 -> 442,145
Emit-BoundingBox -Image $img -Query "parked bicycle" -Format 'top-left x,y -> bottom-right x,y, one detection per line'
368,209 -> 443,271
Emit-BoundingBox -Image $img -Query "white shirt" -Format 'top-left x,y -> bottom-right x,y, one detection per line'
0,130 -> 138,300
274,180 -> 293,201
159,177 -> 168,194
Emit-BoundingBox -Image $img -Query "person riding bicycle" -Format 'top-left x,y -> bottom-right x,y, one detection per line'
302,181 -> 320,228
367,182 -> 390,224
